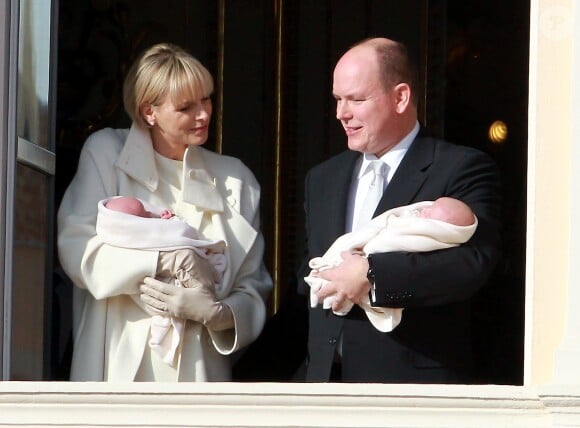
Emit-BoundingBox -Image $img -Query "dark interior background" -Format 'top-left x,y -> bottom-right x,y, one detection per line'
53,0 -> 528,385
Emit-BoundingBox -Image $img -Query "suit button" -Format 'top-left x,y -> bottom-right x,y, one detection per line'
329,337 -> 337,345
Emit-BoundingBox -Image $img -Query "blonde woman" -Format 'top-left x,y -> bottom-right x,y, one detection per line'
58,43 -> 272,381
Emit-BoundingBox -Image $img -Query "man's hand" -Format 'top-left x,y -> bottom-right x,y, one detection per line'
315,251 -> 371,311
140,277 -> 234,331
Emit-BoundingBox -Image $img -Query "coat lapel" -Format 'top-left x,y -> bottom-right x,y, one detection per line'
375,133 -> 434,215
116,126 -> 226,215
182,148 -> 257,289
116,128 -> 257,295
321,151 -> 360,245
181,147 -> 225,214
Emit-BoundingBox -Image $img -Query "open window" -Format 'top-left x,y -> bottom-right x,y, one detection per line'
2,0 -> 527,385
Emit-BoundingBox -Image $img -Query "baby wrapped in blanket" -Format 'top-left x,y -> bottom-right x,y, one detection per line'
304,197 -> 477,332
96,196 -> 227,365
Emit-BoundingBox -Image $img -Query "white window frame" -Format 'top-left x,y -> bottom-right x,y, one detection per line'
1,1 -> 580,427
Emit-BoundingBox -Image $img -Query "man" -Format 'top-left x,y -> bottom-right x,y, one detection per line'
301,37 -> 501,383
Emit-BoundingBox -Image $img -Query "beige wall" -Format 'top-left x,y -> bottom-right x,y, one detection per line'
526,0 -> 576,385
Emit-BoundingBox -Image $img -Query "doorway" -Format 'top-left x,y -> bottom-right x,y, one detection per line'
52,0 -> 527,384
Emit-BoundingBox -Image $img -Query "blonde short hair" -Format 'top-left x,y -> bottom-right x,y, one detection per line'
122,43 -> 214,127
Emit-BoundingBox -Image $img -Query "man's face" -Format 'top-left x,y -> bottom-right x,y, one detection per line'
332,46 -> 398,157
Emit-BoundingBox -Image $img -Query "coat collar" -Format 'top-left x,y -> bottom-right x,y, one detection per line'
181,147 -> 225,213
114,124 -> 255,288
116,124 -> 159,192
115,123 -> 224,213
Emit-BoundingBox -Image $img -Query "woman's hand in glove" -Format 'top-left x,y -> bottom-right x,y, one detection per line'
157,249 -> 219,286
139,277 -> 234,331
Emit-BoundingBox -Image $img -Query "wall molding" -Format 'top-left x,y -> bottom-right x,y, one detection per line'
0,382 -> 578,427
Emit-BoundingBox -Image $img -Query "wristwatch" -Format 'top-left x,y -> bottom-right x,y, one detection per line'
366,254 -> 377,302
366,254 -> 375,285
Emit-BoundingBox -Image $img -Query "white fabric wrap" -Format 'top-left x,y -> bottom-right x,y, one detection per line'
305,200 -> 478,332
96,197 -> 228,365
96,197 -> 225,252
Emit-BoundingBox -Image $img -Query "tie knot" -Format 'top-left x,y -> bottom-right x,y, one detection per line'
367,160 -> 387,177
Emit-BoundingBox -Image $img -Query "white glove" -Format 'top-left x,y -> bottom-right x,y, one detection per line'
157,249 -> 219,287
140,276 -> 234,331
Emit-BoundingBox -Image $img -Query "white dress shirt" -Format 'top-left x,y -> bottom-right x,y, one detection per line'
345,121 -> 420,233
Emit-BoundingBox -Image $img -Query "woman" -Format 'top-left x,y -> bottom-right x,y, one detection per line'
57,43 -> 272,381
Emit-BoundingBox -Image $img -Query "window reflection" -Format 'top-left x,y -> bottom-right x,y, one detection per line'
10,0 -> 54,380
17,0 -> 52,148
11,163 -> 48,380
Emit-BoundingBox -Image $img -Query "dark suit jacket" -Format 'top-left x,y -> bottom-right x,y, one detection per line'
301,132 -> 501,383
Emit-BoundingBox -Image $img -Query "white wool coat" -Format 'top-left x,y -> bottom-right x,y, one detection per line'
57,124 -> 272,381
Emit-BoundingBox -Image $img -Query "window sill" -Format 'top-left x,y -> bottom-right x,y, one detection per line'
1,382 -> 578,427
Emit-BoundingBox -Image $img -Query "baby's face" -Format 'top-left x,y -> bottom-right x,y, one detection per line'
418,206 -> 431,219
419,204 -> 448,222
107,197 -> 150,217
420,198 -> 475,226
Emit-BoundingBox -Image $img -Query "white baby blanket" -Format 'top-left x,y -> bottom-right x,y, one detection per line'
304,201 -> 477,332
96,197 -> 227,365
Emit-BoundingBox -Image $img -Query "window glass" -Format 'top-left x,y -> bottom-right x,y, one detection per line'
10,163 -> 48,380
9,0 -> 54,380
17,0 -> 52,148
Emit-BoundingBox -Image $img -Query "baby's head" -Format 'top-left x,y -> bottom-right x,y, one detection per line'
106,196 -> 151,218
419,197 -> 475,226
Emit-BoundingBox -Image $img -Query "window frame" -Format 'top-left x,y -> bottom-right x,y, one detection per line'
1,0 -> 58,380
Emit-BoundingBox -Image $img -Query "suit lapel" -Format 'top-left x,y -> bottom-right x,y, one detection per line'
320,151 -> 360,243
311,134 -> 434,248
375,133 -> 435,215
